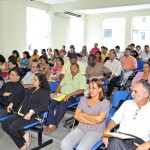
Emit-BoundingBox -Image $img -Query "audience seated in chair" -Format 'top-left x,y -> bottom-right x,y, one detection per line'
44,64 -> 86,133
0,54 -> 8,78
120,48 -> 137,86
103,81 -> 150,150
1,73 -> 51,150
139,45 -> 150,61
60,53 -> 85,80
0,67 -> 24,118
49,57 -> 64,81
90,43 -> 100,55
86,54 -> 112,81
61,78 -> 110,150
104,49 -> 122,97
21,61 -> 40,88
132,62 -> 150,86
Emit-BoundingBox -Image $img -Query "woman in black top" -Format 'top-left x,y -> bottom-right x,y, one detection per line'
0,67 -> 24,117
1,73 -> 51,150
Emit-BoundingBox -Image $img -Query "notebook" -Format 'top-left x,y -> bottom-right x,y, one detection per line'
51,93 -> 67,102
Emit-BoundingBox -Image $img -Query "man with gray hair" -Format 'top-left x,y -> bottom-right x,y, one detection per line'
103,81 -> 150,150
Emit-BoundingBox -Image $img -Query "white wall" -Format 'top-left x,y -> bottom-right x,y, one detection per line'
0,2 -> 3,55
85,9 -> 150,51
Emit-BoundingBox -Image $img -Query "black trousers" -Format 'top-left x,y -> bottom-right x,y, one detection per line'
1,113 -> 36,148
107,77 -> 119,97
108,136 -> 145,150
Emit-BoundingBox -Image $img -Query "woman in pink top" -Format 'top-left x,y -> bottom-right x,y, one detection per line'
50,57 -> 64,81
132,62 -> 150,85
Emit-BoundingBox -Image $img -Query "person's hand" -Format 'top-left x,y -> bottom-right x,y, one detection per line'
51,93 -> 58,98
135,142 -> 150,150
100,78 -> 105,81
63,94 -> 72,101
102,137 -> 109,148
24,112 -> 33,120
3,92 -> 11,96
7,103 -> 13,113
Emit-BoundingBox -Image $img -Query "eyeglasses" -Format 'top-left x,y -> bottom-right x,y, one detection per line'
133,109 -> 140,120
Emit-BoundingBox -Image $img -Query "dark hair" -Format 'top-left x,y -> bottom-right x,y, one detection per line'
144,62 -> 150,68
23,51 -> 30,59
125,48 -> 131,52
115,45 -> 120,49
33,49 -> 38,55
87,78 -> 105,101
42,49 -> 46,53
95,51 -> 102,60
70,63 -> 79,69
69,53 -> 77,59
130,43 -> 135,47
8,55 -> 17,61
109,49 -> 117,56
70,45 -> 75,50
39,55 -> 48,64
8,57 -> 18,67
47,48 -> 52,52
62,45 -> 65,50
88,54 -> 96,60
9,67 -> 22,77
76,53 -> 82,58
12,50 -> 19,57
0,69 -> 4,82
35,73 -> 51,91
144,45 -> 149,48
136,45 -> 141,49
101,46 -> 105,49
56,57 -> 64,66
54,49 -> 59,56
0,55 -> 6,63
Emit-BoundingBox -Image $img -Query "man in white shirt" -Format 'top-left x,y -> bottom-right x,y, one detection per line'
21,61 -> 40,88
115,45 -> 124,60
103,81 -> 150,150
105,49 -> 122,97
139,45 -> 150,61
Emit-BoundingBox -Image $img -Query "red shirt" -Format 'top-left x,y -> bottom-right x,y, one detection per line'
90,48 -> 100,55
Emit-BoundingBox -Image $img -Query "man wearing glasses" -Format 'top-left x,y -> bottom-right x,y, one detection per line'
103,81 -> 150,150
21,61 -> 40,88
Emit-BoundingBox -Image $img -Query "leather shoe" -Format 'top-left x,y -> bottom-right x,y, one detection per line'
44,125 -> 57,133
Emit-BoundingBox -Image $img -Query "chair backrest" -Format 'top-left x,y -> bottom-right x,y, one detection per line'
137,60 -> 144,71
117,70 -> 124,84
49,81 -> 60,92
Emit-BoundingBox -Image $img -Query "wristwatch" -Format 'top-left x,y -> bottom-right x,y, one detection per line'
29,109 -> 35,114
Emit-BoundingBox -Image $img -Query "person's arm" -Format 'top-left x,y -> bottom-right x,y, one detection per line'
23,84 -> 33,89
39,64 -> 49,75
74,108 -> 94,124
53,85 -> 62,96
101,65 -> 112,81
135,141 -> 150,150
129,58 -> 137,70
59,73 -> 64,81
132,72 -> 142,86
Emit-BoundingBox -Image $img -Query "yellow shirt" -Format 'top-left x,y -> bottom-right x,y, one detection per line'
102,52 -> 109,61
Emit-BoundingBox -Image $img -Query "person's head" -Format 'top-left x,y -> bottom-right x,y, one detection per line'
70,45 -> 75,53
130,43 -> 135,50
12,50 -> 19,58
94,43 -> 98,48
109,49 -> 116,60
47,48 -> 53,55
0,55 -> 6,64
33,49 -> 38,55
23,51 -> 30,59
102,46 -> 107,54
9,67 -> 22,82
59,49 -> 66,57
62,45 -> 65,50
55,57 -> 64,66
101,46 -> 105,53
88,54 -> 96,66
131,81 -> 150,104
88,78 -> 105,101
95,51 -> 101,59
54,49 -> 59,57
127,45 -> 131,50
31,61 -> 40,73
136,45 -> 141,51
70,64 -> 79,76
69,53 -> 77,65
33,73 -> 50,91
115,45 -> 120,53
143,62 -> 150,73
124,48 -> 131,57
39,55 -> 48,64
41,49 -> 46,55
144,45 -> 149,53
82,45 -> 87,51
8,58 -> 18,69
76,53 -> 82,61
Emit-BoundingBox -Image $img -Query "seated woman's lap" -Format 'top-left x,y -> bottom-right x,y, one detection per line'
61,127 -> 101,150
0,107 -> 9,118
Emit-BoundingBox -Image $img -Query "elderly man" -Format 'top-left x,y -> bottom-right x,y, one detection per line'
103,81 -> 150,150
21,61 -> 40,88
86,54 -> 111,81
120,48 -> 137,86
60,53 -> 85,80
44,64 -> 86,133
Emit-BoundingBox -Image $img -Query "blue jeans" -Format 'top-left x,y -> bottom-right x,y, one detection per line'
46,97 -> 76,127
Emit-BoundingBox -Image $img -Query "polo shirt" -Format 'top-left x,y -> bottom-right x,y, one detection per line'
60,73 -> 86,94
61,61 -> 86,75
21,71 -> 36,84
90,48 -> 100,55
139,51 -> 150,61
102,52 -> 109,61
112,100 -> 150,141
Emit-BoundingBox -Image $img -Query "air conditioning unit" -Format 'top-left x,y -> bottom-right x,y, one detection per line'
55,11 -> 81,18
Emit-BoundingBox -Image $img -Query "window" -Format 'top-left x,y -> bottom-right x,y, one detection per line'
102,18 -> 125,51
27,7 -> 49,53
132,16 -> 150,48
